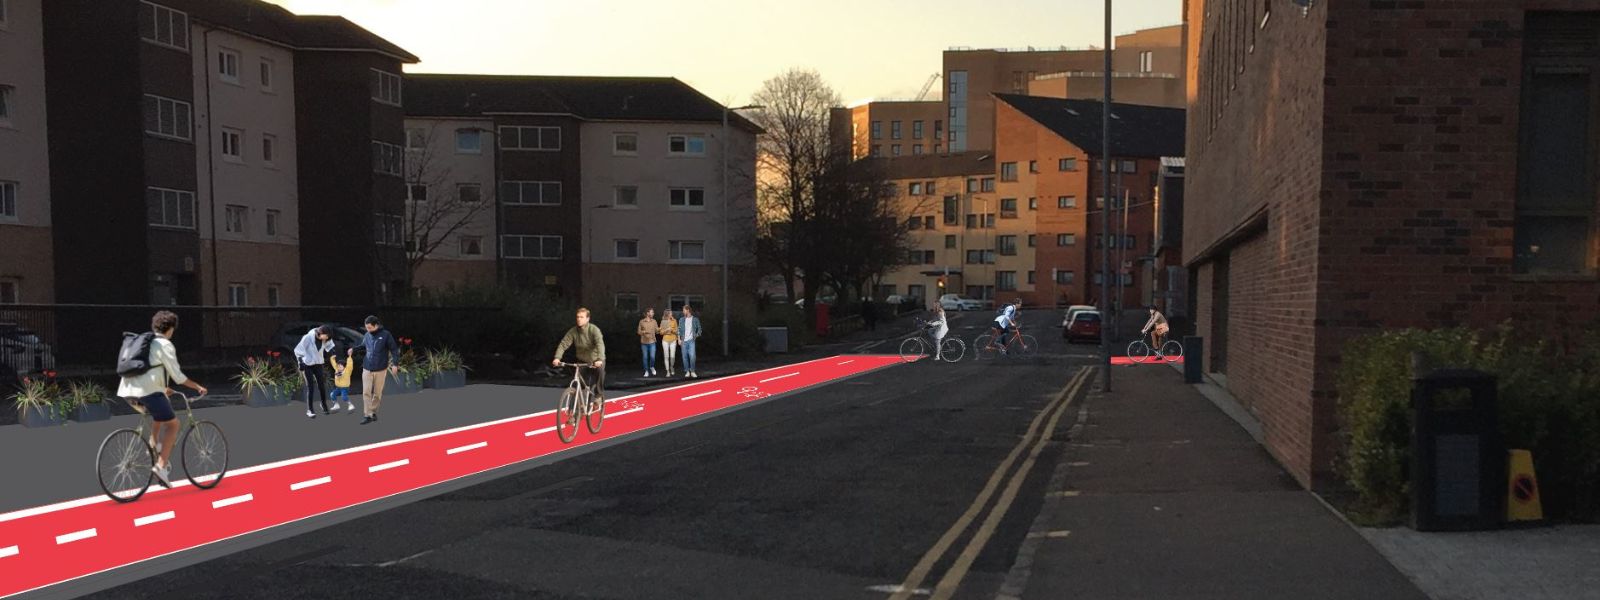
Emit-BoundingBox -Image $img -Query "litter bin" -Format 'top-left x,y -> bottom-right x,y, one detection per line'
814,305 -> 830,337
1410,368 -> 1505,531
758,327 -> 789,353
1182,336 -> 1203,384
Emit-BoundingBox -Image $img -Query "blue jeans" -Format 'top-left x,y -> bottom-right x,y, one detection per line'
682,340 -> 698,372
331,388 -> 350,403
641,343 -> 656,372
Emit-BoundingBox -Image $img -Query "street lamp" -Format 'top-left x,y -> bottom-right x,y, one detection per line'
722,103 -> 763,357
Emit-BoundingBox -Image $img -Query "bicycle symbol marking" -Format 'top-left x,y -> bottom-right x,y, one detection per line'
737,386 -> 770,399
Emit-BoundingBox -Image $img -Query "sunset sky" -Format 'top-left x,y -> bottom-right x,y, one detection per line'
264,0 -> 1185,106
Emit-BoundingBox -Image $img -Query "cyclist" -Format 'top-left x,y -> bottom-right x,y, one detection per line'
1141,305 -> 1170,348
985,299 -> 1026,354
923,304 -> 950,361
116,311 -> 208,488
552,307 -> 607,407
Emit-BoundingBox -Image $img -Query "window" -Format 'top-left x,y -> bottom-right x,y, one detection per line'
871,121 -> 882,139
224,205 -> 247,234
912,145 -> 924,155
996,271 -> 1017,291
1140,51 -> 1154,73
500,126 -> 561,151
1058,196 -> 1077,209
890,144 -> 902,156
457,183 -> 482,204
265,209 -> 280,237
1027,271 -> 1036,285
669,187 -> 706,210
1057,233 -> 1076,246
615,185 -> 639,207
1124,235 -> 1136,250
501,181 -> 562,206
372,141 -> 403,176
871,145 -> 883,157
1059,157 -> 1077,171
910,182 -> 924,195
220,128 -> 243,162
1027,234 -> 1036,247
227,283 -> 248,307
615,239 -> 640,260
614,133 -> 638,155
985,214 -> 996,228
370,69 -> 402,106
909,284 -> 926,299
907,217 -> 922,230
266,285 -> 281,307
926,181 -> 937,195
913,121 -> 924,139
405,128 -> 427,150
146,187 -> 196,229
1120,159 -> 1137,173
945,234 -> 957,249
669,240 -> 706,262
943,196 -> 958,225
139,2 -> 190,51
262,134 -> 277,166
217,48 -> 240,84
1000,198 -> 1018,218
456,129 -> 482,153
667,134 -> 706,156
143,95 -> 193,141
615,293 -> 640,312
0,85 -> 10,122
1515,14 -> 1600,275
668,294 -> 706,312
924,215 -> 935,229
1054,270 -> 1075,285
934,120 -> 944,138
501,235 -> 562,260
997,235 -> 1018,256
459,236 -> 483,256
259,58 -> 274,91
965,250 -> 995,264
891,121 -> 903,140
1000,162 -> 1018,181
966,178 -> 978,193
374,214 -> 402,246
407,184 -> 428,203
1028,197 -> 1038,210
0,180 -> 14,219
0,0 -> 7,28
966,214 -> 976,229
981,178 -> 996,192
1029,160 -> 1038,173
933,144 -> 942,153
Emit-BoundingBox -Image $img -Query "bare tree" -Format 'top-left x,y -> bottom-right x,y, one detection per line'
400,125 -> 494,293
813,157 -> 928,302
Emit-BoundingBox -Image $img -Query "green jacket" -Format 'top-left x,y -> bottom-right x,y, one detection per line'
554,323 -> 606,364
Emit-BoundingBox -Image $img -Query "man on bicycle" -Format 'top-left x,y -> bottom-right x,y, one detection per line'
986,299 -> 1026,354
1141,305 -> 1170,347
552,307 -> 607,406
117,311 -> 207,488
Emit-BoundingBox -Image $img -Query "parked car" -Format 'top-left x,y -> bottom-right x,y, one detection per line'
883,294 -> 906,305
939,294 -> 983,311
0,323 -> 55,373
268,321 -> 367,363
1064,310 -> 1102,343
793,295 -> 837,308
1060,304 -> 1097,328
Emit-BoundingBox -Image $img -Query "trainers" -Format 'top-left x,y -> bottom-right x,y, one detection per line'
153,464 -> 172,488
306,409 -> 317,418
346,402 -> 357,413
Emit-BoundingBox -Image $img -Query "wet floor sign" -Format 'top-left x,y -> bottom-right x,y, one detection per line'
1506,449 -> 1543,522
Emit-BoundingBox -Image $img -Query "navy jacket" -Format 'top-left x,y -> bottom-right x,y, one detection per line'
361,327 -> 401,372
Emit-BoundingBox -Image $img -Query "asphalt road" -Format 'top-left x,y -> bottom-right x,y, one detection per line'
73,312 -> 1093,600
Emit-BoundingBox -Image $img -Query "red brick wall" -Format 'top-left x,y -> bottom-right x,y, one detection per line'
995,102 -> 1088,307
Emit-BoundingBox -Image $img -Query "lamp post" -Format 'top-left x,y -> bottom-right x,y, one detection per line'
722,103 -> 763,357
1099,0 -> 1113,392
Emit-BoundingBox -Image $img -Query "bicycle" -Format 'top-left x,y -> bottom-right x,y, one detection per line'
555,362 -> 604,443
899,319 -> 966,363
974,324 -> 1038,361
95,392 -> 229,503
1127,332 -> 1183,363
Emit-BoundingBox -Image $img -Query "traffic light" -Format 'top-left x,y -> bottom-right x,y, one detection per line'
937,277 -> 946,290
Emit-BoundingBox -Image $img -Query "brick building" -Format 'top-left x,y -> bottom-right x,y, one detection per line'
1184,0 -> 1600,489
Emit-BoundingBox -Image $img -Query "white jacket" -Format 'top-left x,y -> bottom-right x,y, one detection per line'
294,329 -> 335,366
117,336 -> 189,398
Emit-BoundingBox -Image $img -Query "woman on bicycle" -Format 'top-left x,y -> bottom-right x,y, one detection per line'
1141,305 -> 1170,347
927,304 -> 950,361
116,311 -> 207,488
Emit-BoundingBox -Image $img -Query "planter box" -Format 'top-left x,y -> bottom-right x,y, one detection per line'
74,401 -> 111,422
385,372 -> 424,395
19,405 -> 64,428
426,369 -> 466,389
244,385 -> 286,407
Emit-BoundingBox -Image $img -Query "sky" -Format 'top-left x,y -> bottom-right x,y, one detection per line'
264,0 -> 1184,106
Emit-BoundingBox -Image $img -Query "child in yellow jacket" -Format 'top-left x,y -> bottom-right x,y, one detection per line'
328,348 -> 357,414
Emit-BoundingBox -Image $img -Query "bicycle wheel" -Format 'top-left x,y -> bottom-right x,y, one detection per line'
97,428 -> 154,503
899,337 -> 927,363
1127,340 -> 1152,363
1160,340 -> 1184,362
939,338 -> 966,362
556,387 -> 580,443
585,389 -> 605,435
1019,334 -> 1039,357
182,420 -> 229,489
974,334 -> 997,360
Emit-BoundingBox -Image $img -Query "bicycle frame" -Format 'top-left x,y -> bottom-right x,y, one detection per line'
125,392 -> 201,446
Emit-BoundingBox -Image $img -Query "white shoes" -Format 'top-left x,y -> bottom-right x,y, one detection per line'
306,409 -> 317,418
347,402 -> 357,413
153,464 -> 172,488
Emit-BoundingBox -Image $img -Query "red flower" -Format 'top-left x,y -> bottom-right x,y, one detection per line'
43,370 -> 57,379
21,377 -> 31,385
401,338 -> 413,346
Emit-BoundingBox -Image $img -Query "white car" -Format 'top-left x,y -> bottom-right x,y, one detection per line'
0,324 -> 55,374
883,294 -> 906,305
1061,304 -> 1097,327
939,294 -> 983,311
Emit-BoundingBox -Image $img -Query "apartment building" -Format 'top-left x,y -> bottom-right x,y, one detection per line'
1184,0 -> 1600,489
403,75 -> 761,314
835,101 -> 946,161
0,0 -> 52,304
402,116 -> 499,292
877,153 -> 997,305
40,0 -> 416,307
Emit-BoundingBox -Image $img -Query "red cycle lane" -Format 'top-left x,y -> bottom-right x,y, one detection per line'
0,354 -> 903,598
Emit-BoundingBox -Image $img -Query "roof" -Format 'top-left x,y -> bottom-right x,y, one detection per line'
403,74 -> 763,133
875,152 -> 995,181
161,0 -> 418,63
992,94 -> 1185,158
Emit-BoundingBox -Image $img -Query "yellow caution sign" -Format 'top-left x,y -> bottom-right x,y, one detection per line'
1506,449 -> 1543,522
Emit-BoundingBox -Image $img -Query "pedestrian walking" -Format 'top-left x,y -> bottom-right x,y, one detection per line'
659,309 -> 680,378
862,297 -> 878,331
358,315 -> 401,425
116,310 -> 207,488
328,346 -> 357,413
637,308 -> 660,378
294,325 -> 336,418
679,304 -> 702,378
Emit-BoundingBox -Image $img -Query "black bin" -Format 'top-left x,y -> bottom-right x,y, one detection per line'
1410,368 -> 1504,531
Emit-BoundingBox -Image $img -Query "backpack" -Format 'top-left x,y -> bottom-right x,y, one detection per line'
116,332 -> 158,377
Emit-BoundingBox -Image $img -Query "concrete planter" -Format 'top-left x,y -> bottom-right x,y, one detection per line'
19,405 -> 65,428
426,369 -> 466,390
385,371 -> 424,395
74,401 -> 111,422
243,385 -> 286,407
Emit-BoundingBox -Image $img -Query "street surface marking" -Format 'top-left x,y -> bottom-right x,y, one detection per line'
212,494 -> 254,509
838,359 -> 855,365
681,390 -> 720,401
447,442 -> 488,455
133,512 -> 175,527
1048,491 -> 1082,498
368,459 -> 409,473
1026,530 -> 1072,539
54,529 -> 96,545
759,372 -> 798,383
290,476 -> 332,491
0,546 -> 16,559
1068,462 -> 1091,467
524,426 -> 558,437
610,407 -> 644,417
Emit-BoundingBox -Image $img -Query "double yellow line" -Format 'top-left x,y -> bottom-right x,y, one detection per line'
888,365 -> 1092,600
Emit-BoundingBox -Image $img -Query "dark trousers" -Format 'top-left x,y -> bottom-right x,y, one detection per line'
302,363 -> 330,412
581,365 -> 606,400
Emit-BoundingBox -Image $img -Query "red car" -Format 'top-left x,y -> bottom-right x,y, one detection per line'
1064,311 -> 1102,343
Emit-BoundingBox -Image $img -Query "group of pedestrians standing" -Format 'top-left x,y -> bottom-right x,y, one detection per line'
636,305 -> 703,379
292,315 -> 400,425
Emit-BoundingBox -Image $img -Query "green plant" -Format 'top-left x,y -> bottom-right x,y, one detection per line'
272,363 -> 303,400
11,377 -> 66,422
67,380 -> 109,407
396,348 -> 432,387
425,347 -> 466,373
234,357 -> 279,400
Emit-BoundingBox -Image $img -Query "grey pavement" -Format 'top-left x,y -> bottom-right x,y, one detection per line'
1360,525 -> 1600,600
